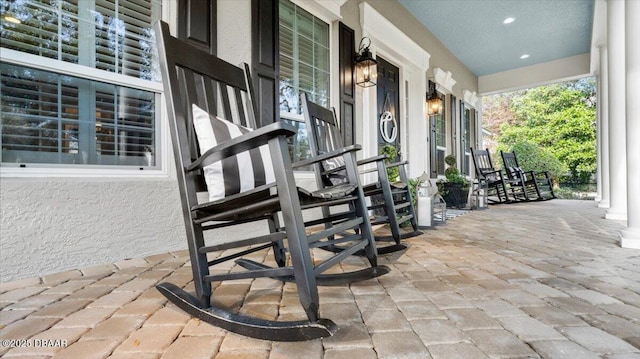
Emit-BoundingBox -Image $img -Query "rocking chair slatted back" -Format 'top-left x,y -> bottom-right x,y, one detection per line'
501,151 -> 523,181
158,30 -> 258,194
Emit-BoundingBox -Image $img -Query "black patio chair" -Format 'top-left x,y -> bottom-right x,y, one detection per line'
501,150 -> 556,200
302,93 -> 421,254
470,148 -> 526,203
153,20 -> 388,341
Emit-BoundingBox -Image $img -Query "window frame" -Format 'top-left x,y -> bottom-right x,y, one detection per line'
0,1 -> 169,178
278,0 -> 333,170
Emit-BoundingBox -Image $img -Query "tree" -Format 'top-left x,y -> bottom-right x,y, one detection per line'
495,78 -> 596,183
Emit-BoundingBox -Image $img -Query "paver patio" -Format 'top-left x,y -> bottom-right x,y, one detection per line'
1,199 -> 639,358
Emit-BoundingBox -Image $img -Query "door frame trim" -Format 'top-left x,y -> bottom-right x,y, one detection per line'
359,3 -> 430,178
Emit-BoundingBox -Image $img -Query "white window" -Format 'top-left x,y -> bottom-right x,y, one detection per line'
0,0 -> 162,169
278,0 -> 330,165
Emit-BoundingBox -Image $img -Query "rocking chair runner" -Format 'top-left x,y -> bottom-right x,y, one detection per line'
301,93 -> 421,254
154,21 -> 388,341
470,148 -> 527,203
501,150 -> 556,200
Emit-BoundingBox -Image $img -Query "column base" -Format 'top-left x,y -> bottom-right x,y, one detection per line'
598,200 -> 610,208
594,195 -> 602,202
620,228 -> 640,249
605,208 -> 627,220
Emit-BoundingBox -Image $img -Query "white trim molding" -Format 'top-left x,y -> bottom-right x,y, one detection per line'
433,67 -> 456,94
360,2 -> 430,71
291,0 -> 346,22
463,89 -> 478,108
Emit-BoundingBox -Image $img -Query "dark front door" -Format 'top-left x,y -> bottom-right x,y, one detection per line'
376,56 -> 400,159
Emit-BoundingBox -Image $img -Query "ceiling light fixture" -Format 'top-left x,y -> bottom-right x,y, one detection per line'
503,17 -> 515,24
520,54 -> 530,59
3,15 -> 21,24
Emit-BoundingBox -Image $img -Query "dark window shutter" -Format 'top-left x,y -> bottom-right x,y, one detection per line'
450,94 -> 457,160
252,0 -> 279,127
339,22 -> 355,146
178,0 -> 217,55
429,81 -> 438,178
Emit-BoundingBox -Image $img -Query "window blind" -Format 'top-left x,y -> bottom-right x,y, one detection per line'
0,0 -> 160,167
278,0 -> 329,115
278,0 -> 329,167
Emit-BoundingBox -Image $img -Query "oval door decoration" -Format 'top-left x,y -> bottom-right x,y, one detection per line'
379,111 -> 398,143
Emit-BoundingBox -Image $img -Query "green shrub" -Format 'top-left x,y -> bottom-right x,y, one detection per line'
380,144 -> 399,182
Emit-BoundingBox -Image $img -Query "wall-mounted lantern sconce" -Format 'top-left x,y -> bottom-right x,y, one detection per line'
355,37 -> 377,88
427,80 -> 441,115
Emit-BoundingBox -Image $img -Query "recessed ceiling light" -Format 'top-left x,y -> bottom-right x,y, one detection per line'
3,16 -> 21,24
503,17 -> 515,24
520,54 -> 530,59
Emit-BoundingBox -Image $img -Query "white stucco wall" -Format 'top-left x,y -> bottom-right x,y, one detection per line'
0,178 -> 186,281
217,0 -> 252,67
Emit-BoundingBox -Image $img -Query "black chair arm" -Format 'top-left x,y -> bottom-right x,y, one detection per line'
385,160 -> 409,169
186,122 -> 297,172
356,154 -> 388,166
291,145 -> 362,169
481,169 -> 504,178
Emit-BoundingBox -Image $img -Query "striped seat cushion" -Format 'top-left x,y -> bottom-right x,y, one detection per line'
192,104 -> 275,202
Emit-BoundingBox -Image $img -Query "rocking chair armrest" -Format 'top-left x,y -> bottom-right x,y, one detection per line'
356,154 -> 388,166
480,169 -> 505,180
534,170 -> 551,178
186,122 -> 297,172
385,160 -> 409,169
291,144 -> 362,169
355,158 -> 409,176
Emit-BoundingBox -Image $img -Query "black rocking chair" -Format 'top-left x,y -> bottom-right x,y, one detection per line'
302,93 -> 421,254
154,20 -> 388,341
501,150 -> 556,200
470,148 -> 526,203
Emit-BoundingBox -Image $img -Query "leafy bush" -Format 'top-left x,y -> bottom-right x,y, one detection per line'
380,144 -> 399,182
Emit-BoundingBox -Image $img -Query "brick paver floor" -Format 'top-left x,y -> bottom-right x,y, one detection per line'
1,200 -> 639,358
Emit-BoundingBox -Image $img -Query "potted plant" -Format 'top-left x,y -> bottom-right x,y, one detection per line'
437,155 -> 470,208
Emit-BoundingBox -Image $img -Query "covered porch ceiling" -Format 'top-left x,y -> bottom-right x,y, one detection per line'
398,0 -> 599,95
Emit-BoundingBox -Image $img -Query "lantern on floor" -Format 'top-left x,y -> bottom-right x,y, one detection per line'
471,179 -> 488,210
355,37 -> 377,87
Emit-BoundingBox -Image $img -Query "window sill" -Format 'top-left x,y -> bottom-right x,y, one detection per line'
0,166 -> 171,179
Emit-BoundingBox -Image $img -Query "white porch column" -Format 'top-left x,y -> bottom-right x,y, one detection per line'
605,0 -> 627,220
620,0 -> 640,249
594,71 -> 601,202
597,46 -> 610,207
